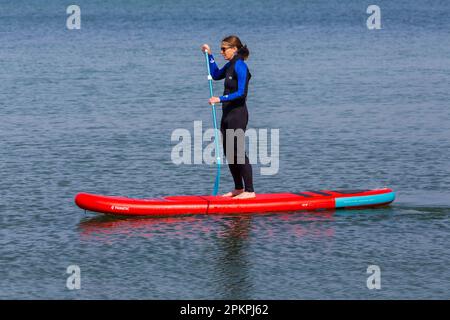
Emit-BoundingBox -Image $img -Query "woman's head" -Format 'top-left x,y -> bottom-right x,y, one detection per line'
220,35 -> 250,61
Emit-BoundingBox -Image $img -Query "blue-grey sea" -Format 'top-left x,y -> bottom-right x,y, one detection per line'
1,0 -> 449,299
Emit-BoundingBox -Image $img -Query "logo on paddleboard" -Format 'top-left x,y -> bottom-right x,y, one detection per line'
111,205 -> 129,211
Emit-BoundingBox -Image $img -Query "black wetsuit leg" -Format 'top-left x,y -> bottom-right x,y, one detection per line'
220,106 -> 254,193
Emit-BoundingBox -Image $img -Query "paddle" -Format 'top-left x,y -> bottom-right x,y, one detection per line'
204,50 -> 221,196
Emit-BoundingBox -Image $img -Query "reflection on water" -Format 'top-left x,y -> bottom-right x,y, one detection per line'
213,216 -> 253,298
77,210 -> 338,298
78,210 -> 337,242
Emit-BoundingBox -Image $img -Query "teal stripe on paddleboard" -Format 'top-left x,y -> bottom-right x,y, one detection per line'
335,192 -> 396,208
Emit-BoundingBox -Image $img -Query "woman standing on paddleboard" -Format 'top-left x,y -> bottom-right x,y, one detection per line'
201,36 -> 255,199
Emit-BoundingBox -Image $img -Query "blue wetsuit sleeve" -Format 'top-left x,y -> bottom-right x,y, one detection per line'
208,54 -> 227,80
219,60 -> 248,102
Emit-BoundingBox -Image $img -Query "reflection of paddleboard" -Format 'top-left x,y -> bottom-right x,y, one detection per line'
74,188 -> 395,216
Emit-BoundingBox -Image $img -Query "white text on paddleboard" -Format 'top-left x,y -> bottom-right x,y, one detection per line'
111,205 -> 129,211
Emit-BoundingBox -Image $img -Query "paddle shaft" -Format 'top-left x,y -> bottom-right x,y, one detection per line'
204,50 -> 221,195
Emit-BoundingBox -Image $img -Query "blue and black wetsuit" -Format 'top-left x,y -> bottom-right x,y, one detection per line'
208,53 -> 254,193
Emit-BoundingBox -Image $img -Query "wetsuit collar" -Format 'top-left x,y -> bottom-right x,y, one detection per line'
231,53 -> 242,62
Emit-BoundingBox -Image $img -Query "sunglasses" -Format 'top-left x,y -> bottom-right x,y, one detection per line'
220,46 -> 233,52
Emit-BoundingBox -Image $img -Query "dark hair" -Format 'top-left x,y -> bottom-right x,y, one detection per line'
222,35 -> 250,60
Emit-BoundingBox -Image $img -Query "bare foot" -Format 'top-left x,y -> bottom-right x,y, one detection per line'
222,189 -> 244,197
233,192 -> 256,199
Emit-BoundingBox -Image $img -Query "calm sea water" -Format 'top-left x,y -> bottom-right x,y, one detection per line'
1,0 -> 449,299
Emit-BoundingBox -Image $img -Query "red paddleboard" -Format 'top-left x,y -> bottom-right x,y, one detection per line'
74,188 -> 395,216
